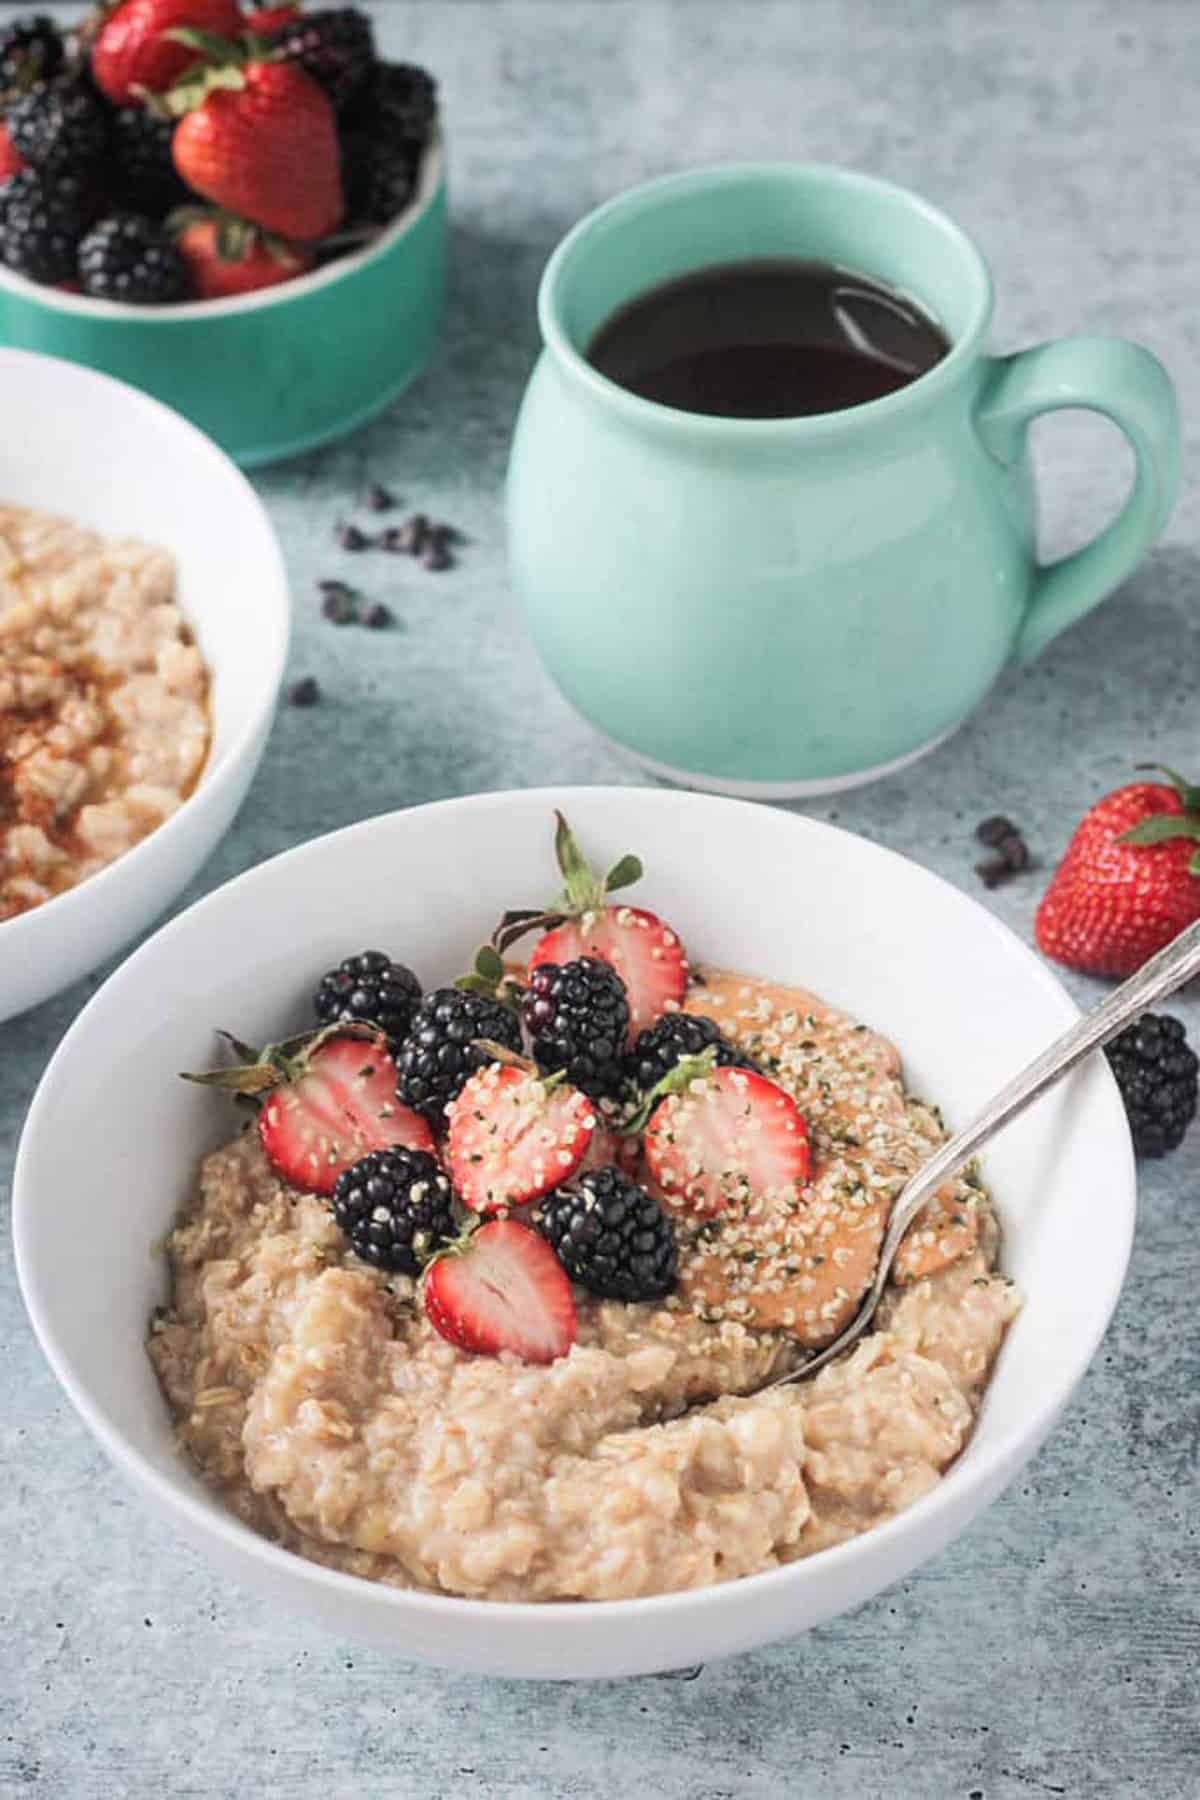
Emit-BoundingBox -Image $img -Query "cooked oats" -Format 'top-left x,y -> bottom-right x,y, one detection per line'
148,970 -> 1018,1601
0,504 -> 210,921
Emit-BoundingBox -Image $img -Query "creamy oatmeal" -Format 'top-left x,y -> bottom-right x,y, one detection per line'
0,504 -> 209,922
149,968 -> 1018,1602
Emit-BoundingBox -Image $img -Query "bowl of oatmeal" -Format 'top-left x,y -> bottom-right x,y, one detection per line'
0,347 -> 288,1022
13,787 -> 1135,1677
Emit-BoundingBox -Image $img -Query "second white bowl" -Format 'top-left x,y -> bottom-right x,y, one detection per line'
0,348 -> 289,1022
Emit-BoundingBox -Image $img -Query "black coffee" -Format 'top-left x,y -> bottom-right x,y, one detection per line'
586,258 -> 949,419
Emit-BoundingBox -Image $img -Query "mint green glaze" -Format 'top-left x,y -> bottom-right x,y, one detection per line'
0,157 -> 446,469
507,164 -> 1181,790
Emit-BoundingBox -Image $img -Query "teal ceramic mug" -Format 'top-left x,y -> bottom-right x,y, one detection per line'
507,163 -> 1181,795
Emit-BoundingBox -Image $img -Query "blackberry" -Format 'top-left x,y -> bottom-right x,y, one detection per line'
0,16 -> 64,98
394,987 -> 522,1120
110,107 -> 189,216
537,1166 -> 677,1302
523,957 -> 629,1100
273,7 -> 375,110
366,61 -> 437,143
341,130 -> 419,226
1104,1012 -> 1198,1158
7,79 -> 107,175
313,949 -> 422,1050
0,168 -> 87,282
625,1012 -> 752,1094
331,1146 -> 455,1273
78,214 -> 188,304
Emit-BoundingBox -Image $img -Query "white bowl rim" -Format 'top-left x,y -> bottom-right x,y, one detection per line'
0,345 -> 290,949
13,785 -> 1136,1626
0,137 -> 444,324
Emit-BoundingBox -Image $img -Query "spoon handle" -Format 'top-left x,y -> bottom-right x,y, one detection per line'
872,915 -> 1200,1309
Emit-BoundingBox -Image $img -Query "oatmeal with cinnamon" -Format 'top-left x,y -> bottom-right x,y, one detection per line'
149,961 -> 1017,1602
1,504 -> 210,922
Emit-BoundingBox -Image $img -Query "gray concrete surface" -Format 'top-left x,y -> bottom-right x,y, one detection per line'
3,1 -> 1199,1794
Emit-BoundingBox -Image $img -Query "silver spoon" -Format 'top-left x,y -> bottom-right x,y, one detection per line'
760,915 -> 1200,1392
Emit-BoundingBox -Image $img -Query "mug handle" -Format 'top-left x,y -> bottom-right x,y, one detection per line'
975,336 -> 1182,663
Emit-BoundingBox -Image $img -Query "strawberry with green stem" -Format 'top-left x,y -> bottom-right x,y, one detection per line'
1035,764 -> 1200,978
164,25 -> 343,240
183,1023 -> 433,1193
172,206 -> 312,297
635,1048 -> 811,1218
493,812 -> 688,1035
91,0 -> 242,104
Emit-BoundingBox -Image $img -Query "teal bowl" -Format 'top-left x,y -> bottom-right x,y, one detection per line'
0,141 -> 446,468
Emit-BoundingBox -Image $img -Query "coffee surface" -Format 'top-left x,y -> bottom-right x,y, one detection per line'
587,258 -> 949,418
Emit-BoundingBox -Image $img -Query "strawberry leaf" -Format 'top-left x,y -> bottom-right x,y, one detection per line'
474,945 -> 504,983
469,1038 -> 541,1076
623,1046 -> 718,1135
164,26 -> 245,63
455,944 -> 524,1011
603,853 -> 643,895
490,907 -> 562,954
1190,849 -> 1200,878
1134,763 -> 1200,814
553,810 -> 604,913
1118,816 -> 1200,847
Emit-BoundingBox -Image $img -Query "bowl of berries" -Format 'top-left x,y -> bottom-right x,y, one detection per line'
13,789 -> 1137,1676
0,4 -> 445,465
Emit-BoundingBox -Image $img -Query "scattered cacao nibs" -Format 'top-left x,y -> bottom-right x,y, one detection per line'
378,525 -> 408,554
997,830 -> 1029,871
364,482 -> 395,513
973,814 -> 1031,888
337,522 -> 370,552
975,858 -> 1011,890
423,540 -> 454,572
318,577 -> 358,600
322,588 -> 358,625
288,676 -> 321,707
403,512 -> 430,554
976,815 -> 1017,848
363,601 -> 394,629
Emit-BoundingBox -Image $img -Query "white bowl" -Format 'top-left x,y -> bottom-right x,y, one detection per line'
0,347 -> 289,1021
13,787 -> 1135,1678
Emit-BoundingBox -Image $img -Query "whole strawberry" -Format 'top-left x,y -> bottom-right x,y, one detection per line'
171,53 -> 344,240
1035,766 -> 1200,977
175,210 -> 312,298
91,0 -> 242,104
0,122 -> 25,180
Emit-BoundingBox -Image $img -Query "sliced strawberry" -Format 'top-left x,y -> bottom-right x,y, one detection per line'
423,1219 -> 577,1362
183,1026 -> 433,1194
446,1062 -> 594,1214
643,1064 -> 810,1217
528,905 -> 687,1036
257,1033 -> 433,1193
493,811 -> 688,1035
